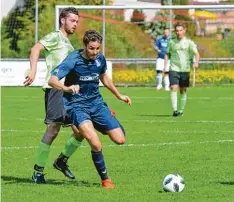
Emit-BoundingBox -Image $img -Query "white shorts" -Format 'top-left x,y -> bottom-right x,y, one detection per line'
156,58 -> 170,72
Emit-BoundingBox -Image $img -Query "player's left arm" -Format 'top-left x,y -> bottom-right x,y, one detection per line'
100,73 -> 131,106
190,40 -> 200,69
193,52 -> 200,69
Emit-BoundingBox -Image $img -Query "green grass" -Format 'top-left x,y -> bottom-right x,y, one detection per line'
1,86 -> 234,202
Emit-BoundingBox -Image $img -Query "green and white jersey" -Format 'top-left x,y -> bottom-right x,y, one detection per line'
39,30 -> 74,88
167,37 -> 198,72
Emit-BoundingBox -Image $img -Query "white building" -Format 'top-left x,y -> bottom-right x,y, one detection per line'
112,0 -> 161,22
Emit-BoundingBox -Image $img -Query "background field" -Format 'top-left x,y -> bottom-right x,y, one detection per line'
1,86 -> 234,202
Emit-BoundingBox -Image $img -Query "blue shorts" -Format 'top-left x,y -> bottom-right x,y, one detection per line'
67,102 -> 125,135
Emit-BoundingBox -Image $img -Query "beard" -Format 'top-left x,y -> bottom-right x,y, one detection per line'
64,24 -> 75,35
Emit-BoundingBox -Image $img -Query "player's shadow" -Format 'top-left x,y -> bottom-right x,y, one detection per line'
1,175 -> 100,187
138,114 -> 171,117
219,181 -> 234,185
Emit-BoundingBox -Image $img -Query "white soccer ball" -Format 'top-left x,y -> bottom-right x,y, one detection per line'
162,174 -> 185,192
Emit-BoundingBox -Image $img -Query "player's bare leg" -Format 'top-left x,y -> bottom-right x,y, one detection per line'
79,121 -> 115,189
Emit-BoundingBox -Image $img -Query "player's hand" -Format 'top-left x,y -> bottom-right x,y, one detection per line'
193,62 -> 199,69
118,95 -> 132,106
64,85 -> 80,94
24,71 -> 36,86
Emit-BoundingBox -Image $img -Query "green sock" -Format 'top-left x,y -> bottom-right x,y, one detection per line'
62,136 -> 82,157
35,142 -> 51,168
179,93 -> 187,112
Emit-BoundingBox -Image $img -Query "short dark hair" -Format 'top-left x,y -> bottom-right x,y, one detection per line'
83,30 -> 103,46
59,7 -> 79,27
174,22 -> 186,30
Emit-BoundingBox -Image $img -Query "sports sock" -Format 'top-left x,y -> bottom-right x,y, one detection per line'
179,93 -> 187,112
62,135 -> 82,157
156,73 -> 163,87
171,91 -> 178,111
91,150 -> 108,180
164,74 -> 170,88
35,142 -> 51,168
34,164 -> 44,173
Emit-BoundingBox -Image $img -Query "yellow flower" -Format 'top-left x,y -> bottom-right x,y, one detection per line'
113,69 -> 234,84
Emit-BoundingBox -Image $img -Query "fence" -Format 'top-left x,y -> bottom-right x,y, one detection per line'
1,3 -> 234,86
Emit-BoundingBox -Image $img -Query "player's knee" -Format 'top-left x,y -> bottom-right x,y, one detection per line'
114,136 -> 126,145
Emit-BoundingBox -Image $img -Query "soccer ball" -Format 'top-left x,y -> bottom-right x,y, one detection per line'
162,174 -> 185,192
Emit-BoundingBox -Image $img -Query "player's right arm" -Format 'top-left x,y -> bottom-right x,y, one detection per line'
24,43 -> 44,86
49,76 -> 80,94
49,51 -> 79,94
154,38 -> 161,53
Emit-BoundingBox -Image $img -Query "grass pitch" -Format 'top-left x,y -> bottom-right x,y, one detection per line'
1,86 -> 234,202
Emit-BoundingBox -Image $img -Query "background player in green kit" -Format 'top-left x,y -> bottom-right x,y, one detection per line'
164,22 -> 200,117
24,7 -> 81,183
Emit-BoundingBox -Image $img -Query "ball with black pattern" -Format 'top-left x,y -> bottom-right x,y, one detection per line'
162,174 -> 185,192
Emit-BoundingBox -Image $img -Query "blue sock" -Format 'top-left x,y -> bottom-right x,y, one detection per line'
91,150 -> 108,180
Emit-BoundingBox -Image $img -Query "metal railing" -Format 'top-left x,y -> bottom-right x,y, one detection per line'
107,58 -> 234,64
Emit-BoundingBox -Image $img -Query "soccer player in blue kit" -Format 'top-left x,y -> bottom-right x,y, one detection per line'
49,30 -> 131,189
154,28 -> 170,91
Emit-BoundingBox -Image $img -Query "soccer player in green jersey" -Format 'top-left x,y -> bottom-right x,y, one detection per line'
24,7 -> 82,183
164,22 -> 200,117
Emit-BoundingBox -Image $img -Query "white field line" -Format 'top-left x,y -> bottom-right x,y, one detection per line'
1,118 -> 234,124
1,139 -> 234,150
1,129 -> 234,134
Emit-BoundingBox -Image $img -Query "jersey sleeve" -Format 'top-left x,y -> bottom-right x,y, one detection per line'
189,40 -> 198,54
51,51 -> 77,80
39,32 -> 58,52
100,56 -> 107,75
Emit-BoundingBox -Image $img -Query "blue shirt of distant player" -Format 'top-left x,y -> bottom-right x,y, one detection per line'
51,49 -> 106,110
155,36 -> 170,59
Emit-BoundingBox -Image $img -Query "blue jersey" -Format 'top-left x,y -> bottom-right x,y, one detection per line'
155,36 -> 170,59
51,49 -> 107,110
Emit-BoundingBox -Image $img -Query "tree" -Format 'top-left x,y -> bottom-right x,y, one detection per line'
1,0 -> 112,58
144,10 -> 170,40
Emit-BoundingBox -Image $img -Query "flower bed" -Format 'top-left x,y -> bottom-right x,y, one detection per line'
113,69 -> 234,85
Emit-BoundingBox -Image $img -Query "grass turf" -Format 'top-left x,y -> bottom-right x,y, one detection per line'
1,86 -> 234,202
